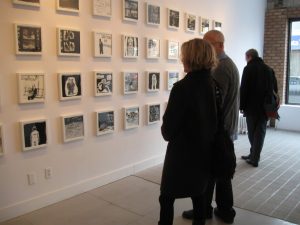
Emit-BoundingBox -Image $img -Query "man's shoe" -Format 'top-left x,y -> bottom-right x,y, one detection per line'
246,159 -> 258,167
182,208 -> 213,220
241,155 -> 250,160
214,208 -> 235,224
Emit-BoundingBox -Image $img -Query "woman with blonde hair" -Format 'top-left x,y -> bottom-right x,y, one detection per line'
159,38 -> 218,225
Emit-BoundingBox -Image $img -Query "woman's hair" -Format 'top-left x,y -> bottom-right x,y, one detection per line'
181,38 -> 218,71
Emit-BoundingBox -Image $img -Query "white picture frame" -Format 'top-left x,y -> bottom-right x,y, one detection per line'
13,0 -> 40,7
147,103 -> 161,125
146,71 -> 160,92
167,71 -> 180,90
18,73 -> 45,104
94,71 -> 113,96
15,23 -> 42,55
94,31 -> 112,57
0,124 -> 4,156
199,17 -> 210,35
93,0 -> 112,17
146,37 -> 160,59
122,35 -> 138,58
146,3 -> 160,26
213,20 -> 222,31
96,110 -> 114,136
124,106 -> 139,129
56,0 -> 79,13
123,0 -> 138,22
20,118 -> 48,151
62,114 -> 85,143
185,13 -> 196,33
57,27 -> 80,56
167,8 -> 180,29
123,72 -> 138,94
167,40 -> 179,60
58,73 -> 82,101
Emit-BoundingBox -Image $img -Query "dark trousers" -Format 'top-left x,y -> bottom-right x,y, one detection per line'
158,194 -> 205,225
246,114 -> 268,163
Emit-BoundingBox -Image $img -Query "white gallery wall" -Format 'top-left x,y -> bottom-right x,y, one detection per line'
0,0 -> 267,222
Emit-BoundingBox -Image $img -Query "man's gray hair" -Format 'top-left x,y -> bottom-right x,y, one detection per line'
246,49 -> 259,58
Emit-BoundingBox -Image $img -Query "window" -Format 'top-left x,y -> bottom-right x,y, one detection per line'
287,19 -> 300,104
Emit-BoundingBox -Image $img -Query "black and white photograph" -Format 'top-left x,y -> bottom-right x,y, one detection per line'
168,40 -> 179,60
123,35 -> 138,58
199,17 -> 210,35
57,28 -> 80,56
18,73 -> 45,104
62,114 -> 84,143
147,103 -> 160,125
213,20 -> 222,31
94,72 -> 113,96
13,0 -> 40,7
15,23 -> 42,55
93,0 -> 112,17
123,0 -> 138,22
185,13 -> 196,32
0,124 -> 4,156
124,106 -> 139,129
58,73 -> 82,100
123,72 -> 138,94
94,31 -> 112,57
167,71 -> 180,90
146,38 -> 160,59
147,71 -> 160,92
96,110 -> 114,135
168,8 -> 179,29
57,0 -> 79,12
146,3 -> 160,25
20,119 -> 47,151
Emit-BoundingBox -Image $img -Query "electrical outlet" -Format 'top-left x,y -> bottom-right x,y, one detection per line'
27,173 -> 36,185
45,167 -> 52,179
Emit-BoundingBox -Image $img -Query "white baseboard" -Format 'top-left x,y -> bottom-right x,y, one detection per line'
0,154 -> 164,223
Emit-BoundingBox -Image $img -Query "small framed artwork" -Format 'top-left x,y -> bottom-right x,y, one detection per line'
167,40 -> 179,60
185,13 -> 196,33
167,8 -> 179,29
147,103 -> 160,125
146,3 -> 160,26
96,110 -> 114,135
18,73 -> 45,104
57,27 -> 80,56
94,71 -> 113,96
56,0 -> 79,13
93,0 -> 112,17
123,35 -> 138,58
123,72 -> 138,94
20,119 -> 48,151
62,114 -> 85,143
0,124 -> 4,156
213,20 -> 222,31
199,17 -> 210,35
147,71 -> 160,92
167,71 -> 180,90
13,0 -> 40,7
94,31 -> 112,57
123,0 -> 138,22
15,23 -> 42,55
146,38 -> 160,59
58,73 -> 82,100
124,106 -> 139,129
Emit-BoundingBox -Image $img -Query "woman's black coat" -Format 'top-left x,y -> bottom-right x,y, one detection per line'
160,70 -> 218,198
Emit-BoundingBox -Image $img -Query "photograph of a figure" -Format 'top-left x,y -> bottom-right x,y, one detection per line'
59,73 -> 81,100
95,72 -> 112,96
123,0 -> 138,21
147,38 -> 160,58
167,71 -> 179,90
97,110 -> 114,135
21,119 -> 47,151
123,35 -> 138,58
124,106 -> 139,129
147,3 -> 160,25
62,114 -> 84,142
168,9 -> 179,29
147,72 -> 160,92
200,17 -> 210,35
57,0 -> 79,12
0,124 -> 3,156
58,28 -> 80,56
18,73 -> 45,104
94,32 -> 112,57
13,0 -> 40,7
168,40 -> 179,60
213,20 -> 222,31
148,104 -> 160,124
15,24 -> 42,55
123,72 -> 138,94
186,13 -> 196,32
93,0 -> 112,17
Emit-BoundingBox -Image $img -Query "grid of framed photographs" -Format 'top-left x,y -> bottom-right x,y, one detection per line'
96,110 -> 115,135
94,72 -> 113,96
93,0 -> 112,17
61,114 -> 85,143
58,73 -> 82,101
